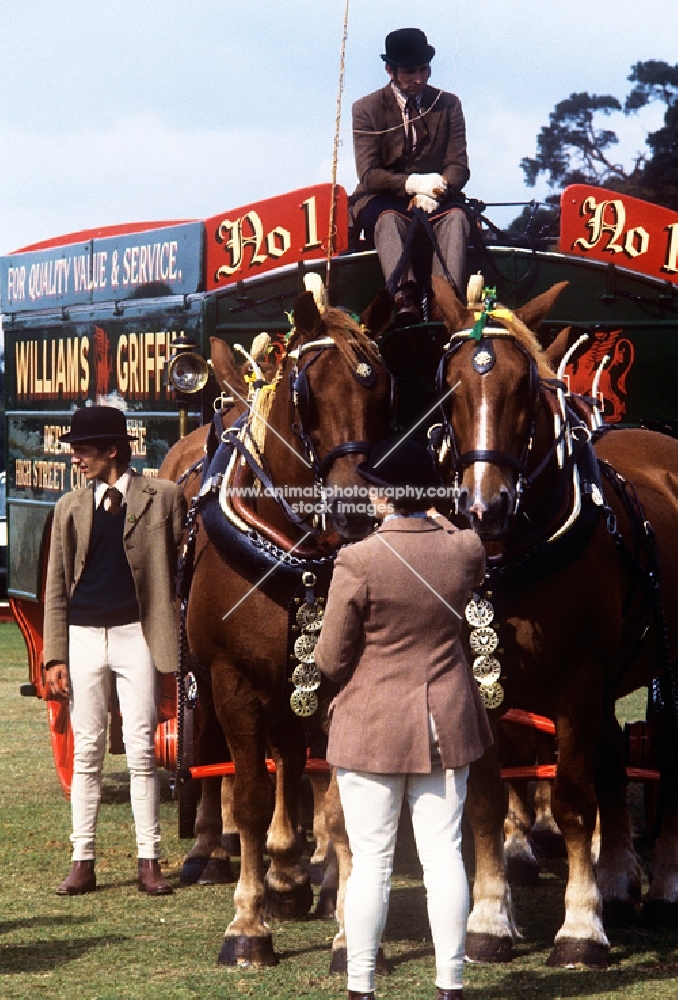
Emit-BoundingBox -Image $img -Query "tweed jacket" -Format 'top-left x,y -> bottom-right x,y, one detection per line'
314,515 -> 493,773
350,83 -> 470,223
43,471 -> 187,674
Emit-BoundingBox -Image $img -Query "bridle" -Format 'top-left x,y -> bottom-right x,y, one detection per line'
288,335 -> 395,482
433,329 -> 542,513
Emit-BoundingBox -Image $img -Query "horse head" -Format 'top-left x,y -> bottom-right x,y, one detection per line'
268,289 -> 393,541
432,276 -> 568,539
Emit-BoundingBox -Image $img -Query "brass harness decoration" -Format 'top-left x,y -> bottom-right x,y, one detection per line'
289,571 -> 325,717
465,589 -> 504,710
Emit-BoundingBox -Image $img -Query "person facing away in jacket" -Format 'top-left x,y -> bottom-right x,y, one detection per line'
314,436 -> 492,1000
44,405 -> 187,896
350,28 -> 471,325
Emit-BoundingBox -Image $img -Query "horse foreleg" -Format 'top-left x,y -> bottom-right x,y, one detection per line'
181,673 -> 234,885
263,727 -> 313,921
547,704 -> 609,969
308,769 -> 331,880
595,710 -> 642,926
504,781 -> 540,887
465,746 -> 517,963
181,776 -> 235,885
221,774 -> 241,856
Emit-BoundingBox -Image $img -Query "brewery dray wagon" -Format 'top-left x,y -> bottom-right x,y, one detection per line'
1,181 -> 676,830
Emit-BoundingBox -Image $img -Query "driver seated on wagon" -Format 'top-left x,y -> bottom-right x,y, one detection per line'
349,27 -> 471,325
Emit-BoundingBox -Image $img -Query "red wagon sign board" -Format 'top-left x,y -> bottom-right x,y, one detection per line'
560,183 -> 678,285
204,183 -> 348,291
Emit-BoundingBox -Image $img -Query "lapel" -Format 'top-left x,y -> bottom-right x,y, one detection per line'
124,471 -> 158,538
419,85 -> 444,153
72,483 -> 95,550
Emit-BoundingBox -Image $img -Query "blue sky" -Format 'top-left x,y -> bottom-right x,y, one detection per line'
0,0 -> 674,258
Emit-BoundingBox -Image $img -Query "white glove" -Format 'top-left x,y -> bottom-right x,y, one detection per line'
405,172 -> 447,199
411,193 -> 439,214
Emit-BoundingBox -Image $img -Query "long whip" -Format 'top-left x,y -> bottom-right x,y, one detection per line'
325,0 -> 350,296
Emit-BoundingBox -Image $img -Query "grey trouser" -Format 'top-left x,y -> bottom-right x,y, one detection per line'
374,207 -> 470,295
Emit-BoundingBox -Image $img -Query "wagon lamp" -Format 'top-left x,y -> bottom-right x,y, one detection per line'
166,335 -> 209,438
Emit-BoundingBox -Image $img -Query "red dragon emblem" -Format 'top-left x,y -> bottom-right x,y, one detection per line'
565,329 -> 635,424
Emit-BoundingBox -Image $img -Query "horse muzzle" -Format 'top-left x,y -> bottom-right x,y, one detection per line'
457,484 -> 514,538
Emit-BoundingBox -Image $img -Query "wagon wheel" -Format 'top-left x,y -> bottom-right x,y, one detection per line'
47,698 -> 73,799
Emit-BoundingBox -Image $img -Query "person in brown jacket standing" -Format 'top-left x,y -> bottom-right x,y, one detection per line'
314,438 -> 492,1000
350,28 -> 471,323
44,406 -> 186,896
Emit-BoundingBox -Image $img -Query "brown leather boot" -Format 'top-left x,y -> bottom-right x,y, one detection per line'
436,989 -> 463,999
56,860 -> 96,895
393,281 -> 422,327
347,993 -> 375,1000
138,859 -> 173,895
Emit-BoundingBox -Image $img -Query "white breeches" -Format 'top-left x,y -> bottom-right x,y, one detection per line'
68,623 -> 160,861
337,765 -> 470,993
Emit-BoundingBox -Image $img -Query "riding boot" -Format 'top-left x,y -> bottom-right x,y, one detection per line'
137,859 -> 173,895
393,281 -> 422,326
56,860 -> 96,895
436,989 -> 463,999
347,992 -> 376,1000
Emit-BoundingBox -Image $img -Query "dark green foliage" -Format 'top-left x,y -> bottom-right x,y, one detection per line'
520,61 -> 678,211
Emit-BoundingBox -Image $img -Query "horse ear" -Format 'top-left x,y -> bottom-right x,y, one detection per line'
210,337 -> 239,389
515,282 -> 569,332
293,290 -> 321,334
431,275 -> 472,332
360,288 -> 393,339
542,326 -> 573,370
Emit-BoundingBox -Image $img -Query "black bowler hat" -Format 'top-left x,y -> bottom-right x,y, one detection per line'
358,436 -> 440,490
381,28 -> 435,68
60,406 -> 135,443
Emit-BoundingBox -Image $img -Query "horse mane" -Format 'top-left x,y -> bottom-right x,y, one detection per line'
470,310 -> 556,381
246,308 -> 380,458
288,306 -> 381,369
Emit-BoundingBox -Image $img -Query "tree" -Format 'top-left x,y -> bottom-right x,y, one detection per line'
520,61 -> 678,210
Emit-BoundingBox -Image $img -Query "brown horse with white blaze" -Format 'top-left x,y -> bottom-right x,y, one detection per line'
185,291 -> 393,965
432,275 -> 678,967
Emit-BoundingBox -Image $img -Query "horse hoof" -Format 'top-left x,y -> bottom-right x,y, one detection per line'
465,932 -> 513,963
506,856 -> 541,887
314,886 -> 337,920
197,858 -> 235,885
264,879 -> 313,920
221,832 -> 241,856
641,900 -> 678,928
546,939 -> 609,968
218,934 -> 278,967
309,861 -> 326,886
602,899 -> 638,928
180,856 -> 211,885
530,829 -> 566,859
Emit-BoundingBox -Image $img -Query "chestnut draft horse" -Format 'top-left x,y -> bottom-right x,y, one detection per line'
185,290 -> 393,966
432,275 -> 678,968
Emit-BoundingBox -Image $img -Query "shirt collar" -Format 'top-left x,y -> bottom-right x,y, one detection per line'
94,469 -> 131,508
390,82 -> 422,113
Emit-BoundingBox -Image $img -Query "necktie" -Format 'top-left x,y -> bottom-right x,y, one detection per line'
406,97 -> 428,154
104,487 -> 122,516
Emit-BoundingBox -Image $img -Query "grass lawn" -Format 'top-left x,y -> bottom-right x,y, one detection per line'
0,621 -> 676,999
